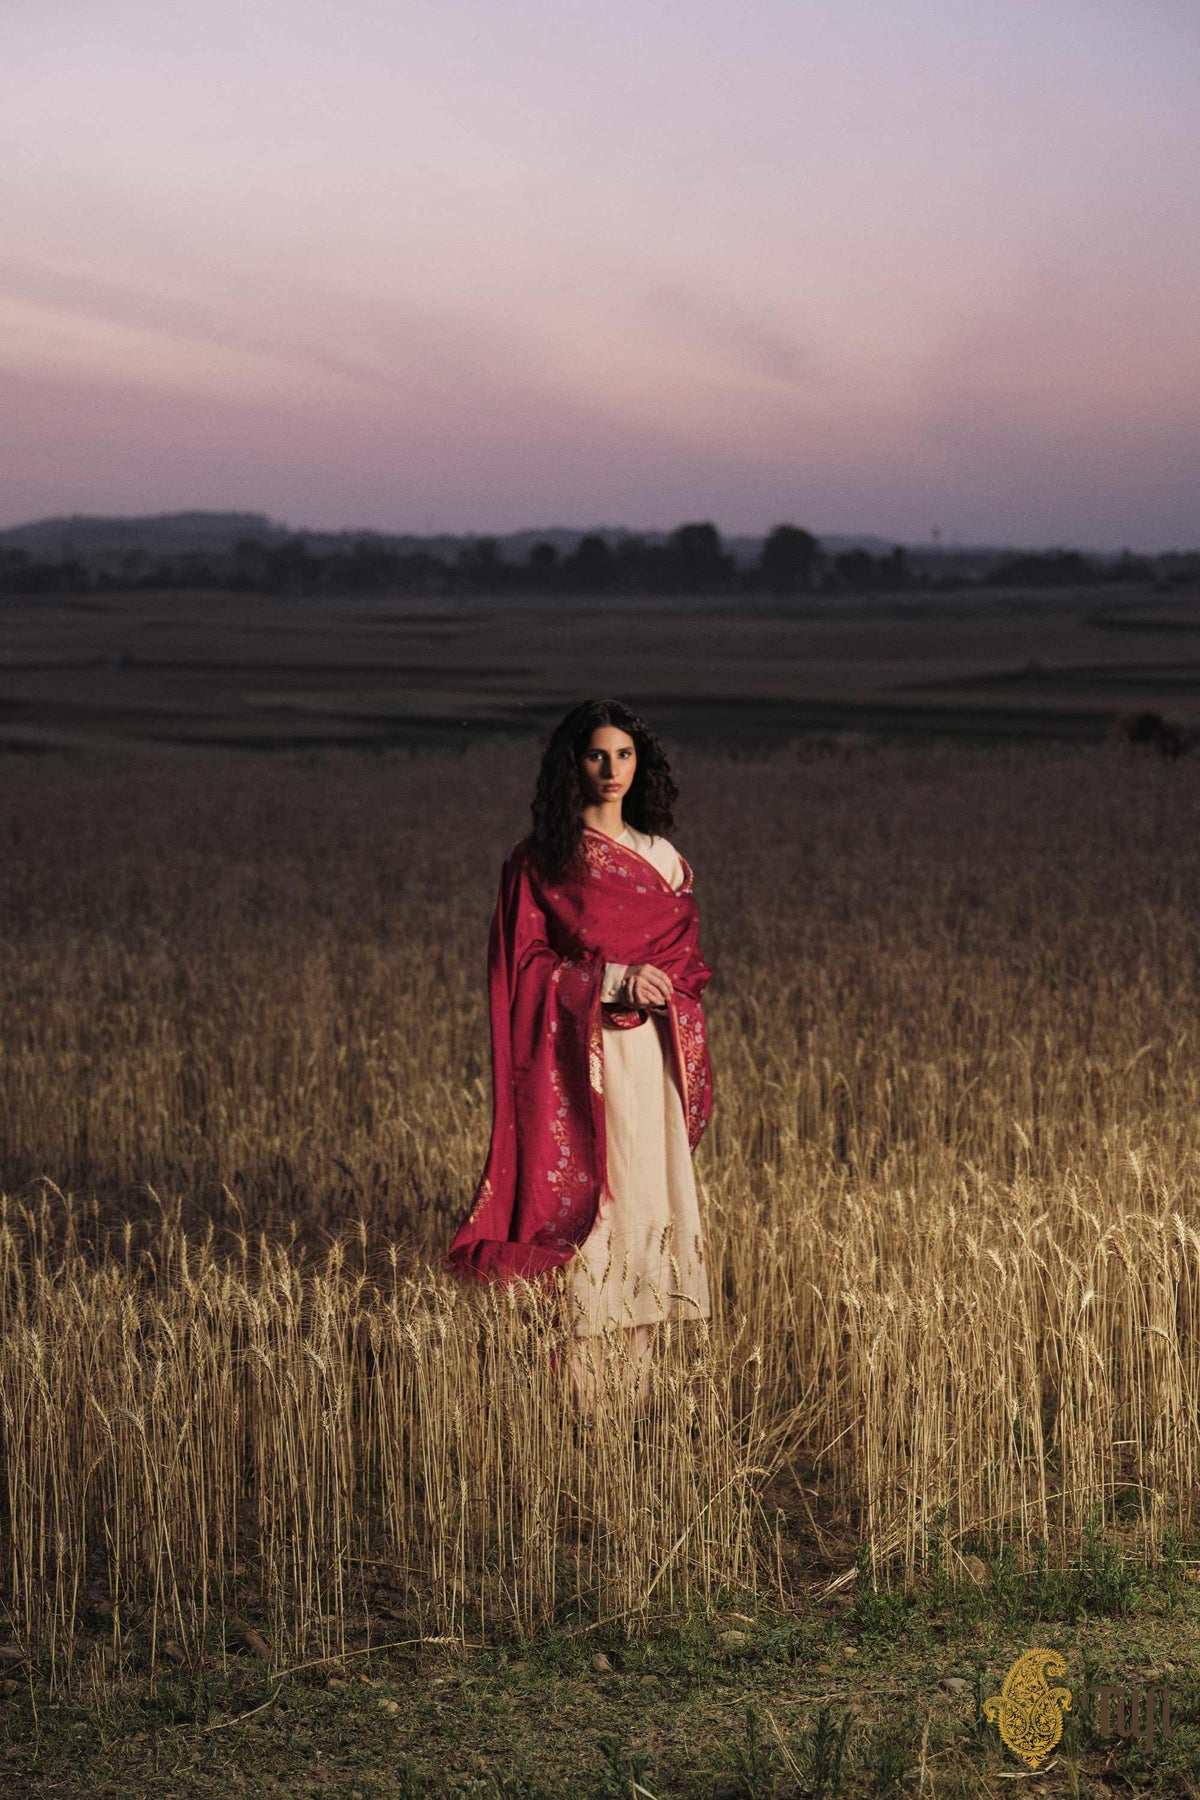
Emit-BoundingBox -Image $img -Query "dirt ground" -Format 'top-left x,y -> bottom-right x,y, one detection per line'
2,583 -> 1198,754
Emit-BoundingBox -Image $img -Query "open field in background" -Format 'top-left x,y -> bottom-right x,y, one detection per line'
3,740 -> 1200,1792
2,582 -> 1200,753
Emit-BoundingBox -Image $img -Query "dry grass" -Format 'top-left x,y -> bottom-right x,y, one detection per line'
0,1191 -> 763,1692
1,740 -> 1199,1690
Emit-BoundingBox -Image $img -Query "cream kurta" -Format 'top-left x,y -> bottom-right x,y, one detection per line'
567,824 -> 712,1338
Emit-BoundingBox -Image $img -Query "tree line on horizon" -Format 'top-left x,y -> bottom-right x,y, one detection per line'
0,518 -> 1183,600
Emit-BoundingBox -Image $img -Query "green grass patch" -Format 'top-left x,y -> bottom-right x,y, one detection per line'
4,1531 -> 1200,1797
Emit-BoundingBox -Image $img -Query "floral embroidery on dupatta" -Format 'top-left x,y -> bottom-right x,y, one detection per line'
583,826 -> 707,1136
582,827 -> 684,897
588,1008 -> 604,1096
465,1174 -> 493,1226
546,1063 -> 593,1219
672,1002 -> 710,1149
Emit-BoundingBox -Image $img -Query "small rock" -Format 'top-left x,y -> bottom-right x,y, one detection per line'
245,1629 -> 271,1660
717,1630 -> 748,1651
591,1653 -> 614,1674
377,1698 -> 400,1715
940,1677 -> 971,1696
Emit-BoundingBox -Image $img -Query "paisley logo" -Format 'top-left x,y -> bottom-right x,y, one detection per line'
984,1649 -> 1072,1768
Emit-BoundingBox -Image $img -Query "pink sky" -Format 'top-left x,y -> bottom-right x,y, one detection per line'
3,0 -> 1198,548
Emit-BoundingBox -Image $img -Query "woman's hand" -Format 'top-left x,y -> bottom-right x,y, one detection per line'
623,963 -> 673,1009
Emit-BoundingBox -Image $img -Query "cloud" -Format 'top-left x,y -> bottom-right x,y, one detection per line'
641,285 -> 822,391
0,254 -> 569,424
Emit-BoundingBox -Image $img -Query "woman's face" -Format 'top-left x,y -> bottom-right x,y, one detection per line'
578,725 -> 637,809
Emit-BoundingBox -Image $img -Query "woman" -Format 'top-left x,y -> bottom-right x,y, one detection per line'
444,699 -> 714,1412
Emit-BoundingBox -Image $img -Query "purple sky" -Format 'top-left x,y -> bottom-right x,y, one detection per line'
3,0 -> 1198,548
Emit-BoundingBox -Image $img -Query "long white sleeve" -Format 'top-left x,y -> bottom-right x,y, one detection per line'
601,961 -> 628,1003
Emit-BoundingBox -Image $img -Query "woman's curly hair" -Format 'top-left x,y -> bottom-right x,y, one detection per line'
530,699 -> 678,884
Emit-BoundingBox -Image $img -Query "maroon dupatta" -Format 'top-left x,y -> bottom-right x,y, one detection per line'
443,828 -> 713,1288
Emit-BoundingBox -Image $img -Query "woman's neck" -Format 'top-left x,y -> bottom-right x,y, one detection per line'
581,802 -> 626,841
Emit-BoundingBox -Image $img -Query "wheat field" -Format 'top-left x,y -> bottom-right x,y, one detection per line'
1,741 -> 1198,1690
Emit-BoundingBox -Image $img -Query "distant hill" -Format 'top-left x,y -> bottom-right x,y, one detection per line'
0,511 -> 293,560
0,511 -> 913,568
2,509 -> 1180,603
3,512 -> 1146,590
